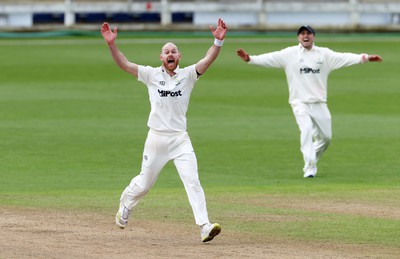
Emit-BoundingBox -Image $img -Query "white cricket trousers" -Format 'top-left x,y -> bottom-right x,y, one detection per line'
291,102 -> 332,173
119,129 -> 210,226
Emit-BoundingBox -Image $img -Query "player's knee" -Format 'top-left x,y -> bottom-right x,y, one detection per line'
134,179 -> 153,195
323,135 -> 332,147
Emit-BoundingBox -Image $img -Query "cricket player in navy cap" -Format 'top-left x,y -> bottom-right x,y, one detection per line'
237,25 -> 382,178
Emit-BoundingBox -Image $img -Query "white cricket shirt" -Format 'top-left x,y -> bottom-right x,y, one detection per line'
248,43 -> 368,105
137,64 -> 198,133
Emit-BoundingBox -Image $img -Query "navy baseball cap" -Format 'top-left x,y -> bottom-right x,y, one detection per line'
297,25 -> 315,35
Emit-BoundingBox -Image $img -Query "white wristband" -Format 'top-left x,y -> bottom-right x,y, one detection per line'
362,54 -> 369,63
214,38 -> 224,47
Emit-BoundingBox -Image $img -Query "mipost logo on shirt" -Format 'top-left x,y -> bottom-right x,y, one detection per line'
157,80 -> 183,97
158,89 -> 182,97
300,67 -> 320,74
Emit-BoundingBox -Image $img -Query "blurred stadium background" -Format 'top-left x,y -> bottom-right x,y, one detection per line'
1,0 -> 400,32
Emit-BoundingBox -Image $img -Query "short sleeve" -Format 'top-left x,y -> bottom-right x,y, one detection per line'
138,65 -> 151,85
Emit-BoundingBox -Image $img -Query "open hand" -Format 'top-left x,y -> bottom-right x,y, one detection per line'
236,48 -> 250,62
368,55 -> 383,62
210,18 -> 228,40
101,22 -> 117,45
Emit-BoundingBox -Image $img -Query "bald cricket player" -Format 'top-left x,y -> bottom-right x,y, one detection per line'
101,18 -> 227,242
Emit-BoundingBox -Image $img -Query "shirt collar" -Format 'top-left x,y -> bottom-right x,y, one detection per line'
298,43 -> 315,52
161,65 -> 180,75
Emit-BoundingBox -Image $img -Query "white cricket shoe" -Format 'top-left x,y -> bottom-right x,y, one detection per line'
303,167 -> 317,178
115,204 -> 130,229
201,223 -> 221,242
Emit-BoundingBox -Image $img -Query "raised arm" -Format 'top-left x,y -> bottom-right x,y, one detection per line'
195,18 -> 228,76
101,22 -> 139,78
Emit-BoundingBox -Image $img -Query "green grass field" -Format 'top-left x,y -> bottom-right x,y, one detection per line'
1,33 -> 399,255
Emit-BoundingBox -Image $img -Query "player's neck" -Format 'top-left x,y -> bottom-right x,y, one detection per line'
162,65 -> 177,77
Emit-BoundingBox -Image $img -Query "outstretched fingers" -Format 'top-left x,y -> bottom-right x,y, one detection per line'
101,22 -> 117,45
211,18 -> 228,40
101,22 -> 110,33
236,48 -> 250,62
218,18 -> 227,30
370,55 -> 383,62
